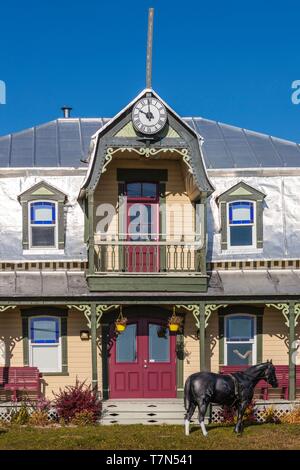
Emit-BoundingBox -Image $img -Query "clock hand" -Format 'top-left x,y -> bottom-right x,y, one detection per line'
140,109 -> 154,121
147,99 -> 154,121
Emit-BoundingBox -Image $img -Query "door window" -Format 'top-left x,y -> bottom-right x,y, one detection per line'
148,323 -> 170,363
116,324 -> 137,363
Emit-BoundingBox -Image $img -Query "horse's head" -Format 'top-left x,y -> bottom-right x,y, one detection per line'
264,360 -> 278,388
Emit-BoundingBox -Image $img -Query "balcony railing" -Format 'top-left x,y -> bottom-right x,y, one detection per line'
93,236 -> 202,274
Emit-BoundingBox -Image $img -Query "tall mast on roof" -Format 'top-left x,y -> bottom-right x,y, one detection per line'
146,8 -> 154,89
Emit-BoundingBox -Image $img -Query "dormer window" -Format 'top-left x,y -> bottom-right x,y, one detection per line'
29,201 -> 57,248
218,181 -> 265,251
18,181 -> 67,251
228,201 -> 255,248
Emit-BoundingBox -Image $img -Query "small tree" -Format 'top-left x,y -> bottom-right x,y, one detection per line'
53,379 -> 101,423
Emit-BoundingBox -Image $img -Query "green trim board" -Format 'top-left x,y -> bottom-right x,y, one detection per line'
218,305 -> 264,367
87,275 -> 208,292
218,181 -> 266,251
21,307 -> 68,373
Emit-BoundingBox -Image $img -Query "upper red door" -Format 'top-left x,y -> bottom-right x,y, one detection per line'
109,317 -> 176,399
125,182 -> 159,272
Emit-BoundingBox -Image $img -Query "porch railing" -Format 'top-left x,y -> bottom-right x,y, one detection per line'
93,237 -> 202,273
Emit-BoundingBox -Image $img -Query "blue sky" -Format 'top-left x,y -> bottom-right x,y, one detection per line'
0,0 -> 299,142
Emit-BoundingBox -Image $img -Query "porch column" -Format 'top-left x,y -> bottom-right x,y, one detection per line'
289,301 -> 296,401
199,302 -> 206,371
91,303 -> 98,391
88,190 -> 95,275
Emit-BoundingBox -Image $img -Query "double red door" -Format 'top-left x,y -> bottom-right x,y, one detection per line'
109,318 -> 176,398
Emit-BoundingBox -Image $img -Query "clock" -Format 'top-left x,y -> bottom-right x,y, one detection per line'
132,97 -> 167,135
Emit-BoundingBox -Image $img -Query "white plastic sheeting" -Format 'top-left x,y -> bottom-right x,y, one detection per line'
0,173 -> 86,260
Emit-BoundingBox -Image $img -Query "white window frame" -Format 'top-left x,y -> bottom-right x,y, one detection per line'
227,200 -> 256,251
28,200 -> 58,250
29,316 -> 62,373
224,314 -> 257,366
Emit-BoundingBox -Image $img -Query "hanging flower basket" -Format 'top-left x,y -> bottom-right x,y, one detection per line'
168,308 -> 183,333
115,307 -> 127,333
115,322 -> 127,333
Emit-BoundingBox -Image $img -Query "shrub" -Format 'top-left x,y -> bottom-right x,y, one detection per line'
34,397 -> 52,413
70,410 -> 95,426
53,379 -> 101,423
10,402 -> 31,425
281,406 -> 300,424
29,410 -> 49,427
260,406 -> 281,424
221,401 -> 256,425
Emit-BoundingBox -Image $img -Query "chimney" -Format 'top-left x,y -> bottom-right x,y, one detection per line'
61,105 -> 72,118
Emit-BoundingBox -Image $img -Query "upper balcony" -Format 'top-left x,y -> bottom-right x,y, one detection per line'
87,235 -> 207,292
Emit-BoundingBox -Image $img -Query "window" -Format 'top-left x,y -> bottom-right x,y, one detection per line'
126,182 -> 157,199
225,315 -> 256,366
29,317 -> 62,372
29,201 -> 57,248
228,201 -> 255,248
18,181 -> 67,251
218,181 -> 266,251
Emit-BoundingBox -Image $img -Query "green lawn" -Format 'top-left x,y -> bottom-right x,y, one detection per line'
0,424 -> 299,450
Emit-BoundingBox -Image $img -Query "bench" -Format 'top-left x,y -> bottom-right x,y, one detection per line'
219,365 -> 300,399
220,365 -> 269,399
0,367 -> 41,401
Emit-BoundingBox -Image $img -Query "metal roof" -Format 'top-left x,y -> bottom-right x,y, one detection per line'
0,117 -> 300,169
0,270 -> 300,298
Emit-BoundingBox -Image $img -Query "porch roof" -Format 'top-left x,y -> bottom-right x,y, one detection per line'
0,269 -> 300,300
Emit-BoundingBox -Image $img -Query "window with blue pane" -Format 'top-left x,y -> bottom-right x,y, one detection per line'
228,201 -> 254,247
29,201 -> 56,248
29,316 -> 61,372
30,317 -> 59,344
225,315 -> 256,366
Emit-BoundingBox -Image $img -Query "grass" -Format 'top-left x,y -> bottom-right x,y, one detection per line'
0,423 -> 299,450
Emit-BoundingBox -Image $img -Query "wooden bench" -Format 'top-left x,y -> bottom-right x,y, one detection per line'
0,367 -> 41,401
220,365 -> 269,399
219,365 -> 300,399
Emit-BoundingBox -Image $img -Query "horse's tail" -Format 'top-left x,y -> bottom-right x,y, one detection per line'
184,375 -> 192,411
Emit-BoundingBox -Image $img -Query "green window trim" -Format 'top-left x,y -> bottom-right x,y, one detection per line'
18,181 -> 67,251
218,182 -> 266,251
21,307 -> 68,374
218,305 -> 263,367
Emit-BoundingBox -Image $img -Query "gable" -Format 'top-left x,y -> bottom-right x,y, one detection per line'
218,181 -> 266,202
18,181 -> 67,202
80,88 -> 214,197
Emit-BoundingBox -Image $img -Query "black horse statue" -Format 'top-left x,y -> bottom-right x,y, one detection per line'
184,360 -> 278,436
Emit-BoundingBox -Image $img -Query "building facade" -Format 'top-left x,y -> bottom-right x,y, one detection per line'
0,89 -> 300,402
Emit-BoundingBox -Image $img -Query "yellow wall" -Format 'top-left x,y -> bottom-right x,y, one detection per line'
2,304 -> 298,400
0,308 -> 101,399
183,306 -> 298,382
94,158 -> 195,240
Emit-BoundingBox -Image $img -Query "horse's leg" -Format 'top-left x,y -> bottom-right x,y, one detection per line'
184,402 -> 196,436
234,401 -> 247,434
197,398 -> 209,437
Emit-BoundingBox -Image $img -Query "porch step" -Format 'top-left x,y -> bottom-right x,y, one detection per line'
100,399 -> 200,425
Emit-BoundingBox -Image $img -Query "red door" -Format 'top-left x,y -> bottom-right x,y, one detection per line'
125,182 -> 159,272
109,318 -> 176,398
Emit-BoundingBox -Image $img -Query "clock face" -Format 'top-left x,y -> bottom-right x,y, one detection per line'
132,98 -> 167,135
